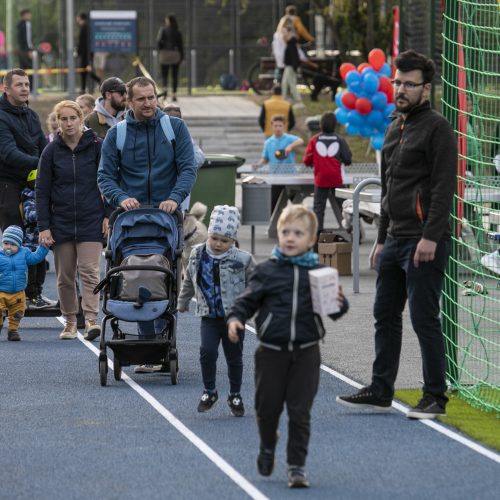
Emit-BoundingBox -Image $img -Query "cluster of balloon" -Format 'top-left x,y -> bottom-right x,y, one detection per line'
334,49 -> 396,151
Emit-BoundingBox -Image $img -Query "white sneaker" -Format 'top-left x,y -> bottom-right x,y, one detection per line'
134,364 -> 162,373
481,250 -> 500,275
83,319 -> 101,341
59,322 -> 77,340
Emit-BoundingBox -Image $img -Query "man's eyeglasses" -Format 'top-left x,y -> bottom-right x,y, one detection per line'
391,80 -> 426,90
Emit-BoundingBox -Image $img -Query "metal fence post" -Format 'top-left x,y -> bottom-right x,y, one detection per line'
190,49 -> 197,89
31,51 -> 39,98
229,49 -> 235,75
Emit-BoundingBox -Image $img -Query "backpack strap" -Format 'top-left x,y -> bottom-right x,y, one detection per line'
116,120 -> 127,153
160,114 -> 176,145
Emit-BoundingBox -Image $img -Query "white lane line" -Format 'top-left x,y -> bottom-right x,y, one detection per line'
244,324 -> 500,464
57,318 -> 268,500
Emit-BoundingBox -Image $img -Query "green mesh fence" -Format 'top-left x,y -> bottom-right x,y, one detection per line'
441,0 -> 500,413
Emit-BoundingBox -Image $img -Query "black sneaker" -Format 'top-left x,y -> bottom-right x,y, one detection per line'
287,466 -> 310,488
406,394 -> 446,419
227,393 -> 245,417
257,448 -> 275,476
197,390 -> 218,412
336,386 -> 392,412
7,331 -> 21,341
32,295 -> 57,309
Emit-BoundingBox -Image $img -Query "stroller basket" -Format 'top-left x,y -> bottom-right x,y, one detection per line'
106,339 -> 170,367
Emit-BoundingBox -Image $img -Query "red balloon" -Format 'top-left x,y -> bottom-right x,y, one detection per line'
341,91 -> 357,110
355,97 -> 373,115
368,48 -> 386,71
339,63 -> 356,81
357,62 -> 370,73
378,76 -> 392,94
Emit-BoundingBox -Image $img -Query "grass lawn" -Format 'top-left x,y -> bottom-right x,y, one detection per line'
395,389 -> 500,452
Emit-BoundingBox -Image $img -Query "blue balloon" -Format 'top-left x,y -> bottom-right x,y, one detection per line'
346,123 -> 360,135
367,110 -> 383,127
383,103 -> 396,117
371,133 -> 385,150
363,73 -> 379,95
380,63 -> 391,77
345,70 -> 362,92
335,107 -> 349,125
361,67 -> 377,76
371,91 -> 388,110
360,125 -> 373,138
347,110 -> 363,126
335,91 -> 343,109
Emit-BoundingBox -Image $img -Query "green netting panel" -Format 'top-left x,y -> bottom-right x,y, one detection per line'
442,0 -> 500,414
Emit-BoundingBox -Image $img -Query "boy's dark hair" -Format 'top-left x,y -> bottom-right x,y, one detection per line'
395,50 -> 435,84
3,69 -> 28,87
20,9 -> 31,17
126,76 -> 157,100
320,111 -> 337,134
271,114 -> 285,123
272,85 -> 282,96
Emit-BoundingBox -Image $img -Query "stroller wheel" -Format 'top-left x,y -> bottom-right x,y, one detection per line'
99,358 -> 108,386
170,359 -> 178,385
114,358 -> 122,381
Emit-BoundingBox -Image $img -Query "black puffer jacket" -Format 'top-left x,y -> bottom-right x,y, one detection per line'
36,129 -> 106,244
378,101 -> 457,244
227,258 -> 348,350
0,95 -> 47,187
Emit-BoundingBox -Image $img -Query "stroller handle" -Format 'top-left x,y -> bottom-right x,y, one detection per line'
108,206 -> 184,227
93,264 -> 175,295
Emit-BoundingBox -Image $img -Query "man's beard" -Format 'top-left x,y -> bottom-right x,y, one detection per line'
111,100 -> 126,112
395,92 -> 423,113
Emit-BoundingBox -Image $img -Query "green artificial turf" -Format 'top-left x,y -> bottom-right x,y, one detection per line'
395,389 -> 500,452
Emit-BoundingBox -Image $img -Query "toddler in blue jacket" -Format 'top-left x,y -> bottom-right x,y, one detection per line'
178,205 -> 256,416
0,225 -> 48,341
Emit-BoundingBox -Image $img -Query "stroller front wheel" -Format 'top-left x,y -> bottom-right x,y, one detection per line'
99,358 -> 108,386
170,359 -> 178,385
114,358 -> 122,381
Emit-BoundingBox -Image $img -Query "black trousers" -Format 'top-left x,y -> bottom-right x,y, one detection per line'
79,56 -> 101,93
161,64 -> 180,93
200,317 -> 245,393
254,344 -> 321,467
0,182 -> 23,231
313,186 -> 344,232
26,259 -> 47,299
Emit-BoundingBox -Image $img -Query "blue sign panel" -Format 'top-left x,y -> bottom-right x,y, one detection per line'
90,11 -> 137,53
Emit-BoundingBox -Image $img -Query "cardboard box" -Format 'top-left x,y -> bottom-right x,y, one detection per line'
309,267 -> 340,316
318,241 -> 352,275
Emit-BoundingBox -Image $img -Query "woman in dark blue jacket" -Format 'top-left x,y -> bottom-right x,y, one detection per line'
36,100 -> 107,341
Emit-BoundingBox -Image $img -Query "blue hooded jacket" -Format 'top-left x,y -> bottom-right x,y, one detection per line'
97,108 -> 197,208
0,245 -> 48,293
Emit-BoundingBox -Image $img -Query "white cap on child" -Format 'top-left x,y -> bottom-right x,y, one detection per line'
208,205 -> 240,240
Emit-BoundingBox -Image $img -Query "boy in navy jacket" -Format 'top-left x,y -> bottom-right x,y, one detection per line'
227,205 -> 348,488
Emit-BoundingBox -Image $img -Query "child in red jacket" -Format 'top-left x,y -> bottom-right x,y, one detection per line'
303,111 -> 352,233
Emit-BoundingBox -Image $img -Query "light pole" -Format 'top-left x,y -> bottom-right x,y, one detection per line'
66,0 -> 76,98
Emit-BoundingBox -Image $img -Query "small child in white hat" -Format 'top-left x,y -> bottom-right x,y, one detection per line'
178,205 -> 256,416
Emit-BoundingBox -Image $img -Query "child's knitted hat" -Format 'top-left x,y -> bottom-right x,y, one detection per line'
208,205 -> 240,240
2,225 -> 24,247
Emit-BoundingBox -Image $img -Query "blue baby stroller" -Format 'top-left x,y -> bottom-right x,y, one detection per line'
94,207 -> 183,386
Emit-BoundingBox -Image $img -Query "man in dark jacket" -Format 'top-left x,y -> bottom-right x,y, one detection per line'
16,9 -> 34,76
0,69 -> 46,230
337,50 -> 457,419
76,12 -> 102,93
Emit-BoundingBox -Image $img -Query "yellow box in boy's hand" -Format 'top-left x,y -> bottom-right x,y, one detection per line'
309,267 -> 340,316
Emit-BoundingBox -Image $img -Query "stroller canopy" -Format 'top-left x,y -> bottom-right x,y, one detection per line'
110,208 -> 179,260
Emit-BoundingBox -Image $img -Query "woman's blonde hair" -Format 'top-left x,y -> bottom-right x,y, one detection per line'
54,100 -> 84,122
46,110 -> 58,133
277,204 -> 318,238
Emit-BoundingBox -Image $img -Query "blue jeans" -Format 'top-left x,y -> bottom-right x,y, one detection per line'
371,237 -> 451,406
200,317 -> 245,393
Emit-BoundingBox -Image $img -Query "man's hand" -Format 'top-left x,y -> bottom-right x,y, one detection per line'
228,319 -> 244,343
39,229 -> 54,247
413,238 -> 437,268
120,198 -> 140,211
159,199 -> 178,213
370,243 -> 384,270
102,217 -> 109,237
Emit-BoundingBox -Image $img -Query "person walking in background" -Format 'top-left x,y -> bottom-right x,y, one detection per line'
303,111 -> 352,234
0,225 -> 48,341
0,69 -> 46,230
75,94 -> 96,119
258,85 -> 295,138
36,100 -> 109,341
16,9 -> 34,83
227,205 -> 348,488
45,111 -> 58,142
178,205 -> 256,416
336,50 -> 457,419
21,169 -> 57,309
277,4 -> 315,45
75,13 -> 101,94
84,77 -> 127,139
157,14 -> 183,102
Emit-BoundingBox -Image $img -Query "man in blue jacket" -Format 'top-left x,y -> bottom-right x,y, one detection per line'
0,69 -> 46,230
98,76 -> 196,214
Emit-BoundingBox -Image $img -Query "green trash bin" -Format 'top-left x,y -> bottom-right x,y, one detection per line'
189,154 -> 245,217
